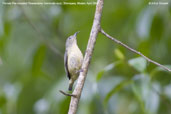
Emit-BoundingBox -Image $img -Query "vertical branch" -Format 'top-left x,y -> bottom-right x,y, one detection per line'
68,0 -> 104,114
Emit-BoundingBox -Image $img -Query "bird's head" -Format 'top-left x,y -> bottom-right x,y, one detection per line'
66,31 -> 79,48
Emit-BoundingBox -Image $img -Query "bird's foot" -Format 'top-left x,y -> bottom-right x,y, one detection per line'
79,69 -> 84,72
76,69 -> 84,74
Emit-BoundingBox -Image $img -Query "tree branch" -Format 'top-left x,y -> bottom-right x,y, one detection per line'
100,29 -> 171,72
67,0 -> 170,113
59,90 -> 77,97
68,0 -> 104,114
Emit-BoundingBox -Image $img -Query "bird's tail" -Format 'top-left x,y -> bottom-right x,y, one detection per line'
68,80 -> 74,91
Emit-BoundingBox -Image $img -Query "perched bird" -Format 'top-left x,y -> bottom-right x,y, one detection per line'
64,32 -> 83,91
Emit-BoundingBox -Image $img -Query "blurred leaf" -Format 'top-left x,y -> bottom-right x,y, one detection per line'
0,21 -> 11,54
169,1 -> 171,15
96,62 -> 121,82
132,82 -> 146,114
104,63 -> 115,71
0,7 -> 3,37
59,97 -> 70,114
150,14 -> 164,41
114,48 -> 124,60
104,80 -> 132,107
131,74 -> 152,114
4,21 -> 11,36
96,70 -> 105,82
0,95 -> 6,107
128,57 -> 147,72
89,95 -> 104,114
32,44 -> 46,76
136,7 -> 155,39
96,63 -> 115,82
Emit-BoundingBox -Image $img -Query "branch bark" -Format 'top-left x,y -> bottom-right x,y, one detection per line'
68,0 -> 104,114
100,29 -> 171,72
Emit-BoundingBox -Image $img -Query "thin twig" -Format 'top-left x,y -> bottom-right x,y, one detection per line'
68,0 -> 104,114
100,29 -> 171,72
59,90 -> 77,97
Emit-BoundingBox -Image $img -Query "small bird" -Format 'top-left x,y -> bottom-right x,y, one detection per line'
64,32 -> 83,91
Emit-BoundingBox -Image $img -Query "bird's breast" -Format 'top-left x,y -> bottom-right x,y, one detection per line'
67,45 -> 83,76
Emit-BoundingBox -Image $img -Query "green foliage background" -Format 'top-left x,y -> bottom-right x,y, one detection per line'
0,0 -> 171,114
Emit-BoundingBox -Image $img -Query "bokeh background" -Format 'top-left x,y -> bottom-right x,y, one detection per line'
0,0 -> 171,114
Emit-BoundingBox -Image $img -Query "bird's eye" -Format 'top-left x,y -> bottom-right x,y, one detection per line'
69,37 -> 72,39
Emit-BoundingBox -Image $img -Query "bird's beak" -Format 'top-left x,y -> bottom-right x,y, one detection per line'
74,31 -> 80,37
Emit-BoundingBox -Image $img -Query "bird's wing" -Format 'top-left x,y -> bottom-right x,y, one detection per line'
64,51 -> 71,79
